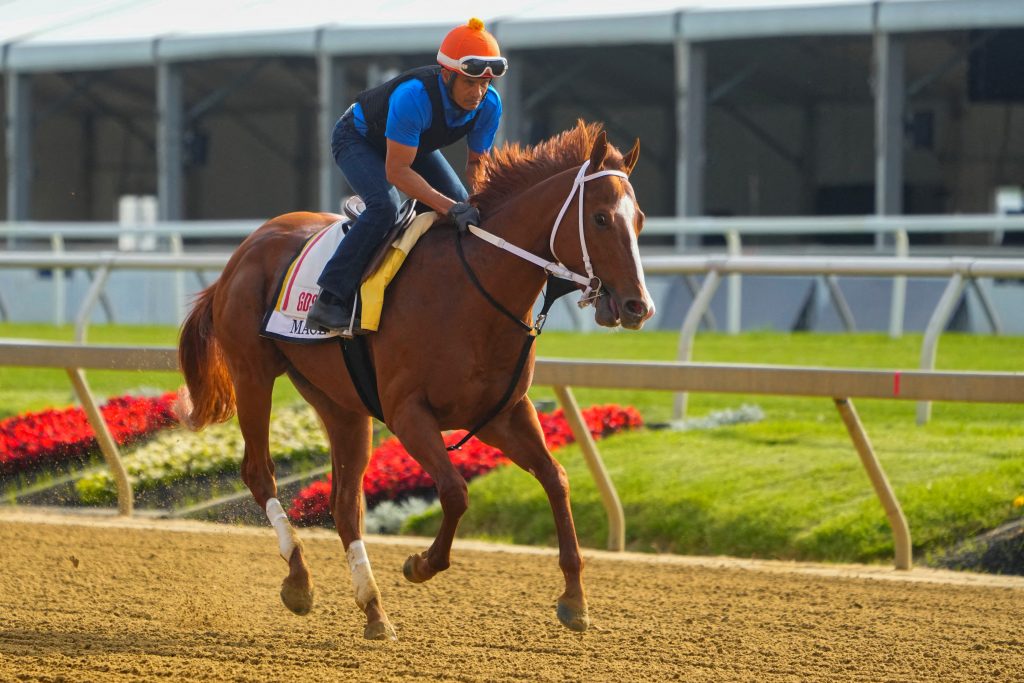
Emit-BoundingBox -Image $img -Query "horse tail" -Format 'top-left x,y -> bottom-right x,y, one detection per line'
176,284 -> 236,430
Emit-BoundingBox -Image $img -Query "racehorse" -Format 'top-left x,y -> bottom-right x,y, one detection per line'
177,120 -> 654,641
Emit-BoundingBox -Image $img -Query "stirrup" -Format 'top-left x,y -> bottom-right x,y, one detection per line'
339,295 -> 358,338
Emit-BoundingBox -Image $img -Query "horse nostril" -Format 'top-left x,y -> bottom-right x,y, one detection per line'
623,299 -> 648,318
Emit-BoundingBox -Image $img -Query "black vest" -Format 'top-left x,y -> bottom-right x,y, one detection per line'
355,65 -> 479,155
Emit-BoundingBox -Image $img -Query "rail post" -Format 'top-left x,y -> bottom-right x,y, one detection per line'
969,278 -> 1003,335
75,264 -> 112,342
674,269 -> 722,420
51,234 -> 66,325
170,232 -> 187,325
917,273 -> 966,425
834,397 -> 911,569
824,275 -> 856,331
553,385 -> 625,552
67,368 -> 134,516
888,229 -> 909,338
726,230 -> 742,334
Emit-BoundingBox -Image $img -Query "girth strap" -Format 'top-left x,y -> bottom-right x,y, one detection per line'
340,336 -> 385,422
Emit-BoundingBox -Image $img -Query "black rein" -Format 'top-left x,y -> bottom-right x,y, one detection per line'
447,226 -> 577,451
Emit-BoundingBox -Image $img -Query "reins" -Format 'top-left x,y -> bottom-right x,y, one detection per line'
464,160 -> 629,307
446,161 -> 628,451
447,243 -> 574,451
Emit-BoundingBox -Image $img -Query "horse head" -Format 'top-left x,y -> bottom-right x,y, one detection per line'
552,130 -> 655,330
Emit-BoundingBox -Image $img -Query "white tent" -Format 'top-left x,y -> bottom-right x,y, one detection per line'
2,0 -> 1023,222
3,0 -> 1022,71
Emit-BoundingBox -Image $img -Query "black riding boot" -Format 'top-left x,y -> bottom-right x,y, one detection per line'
306,289 -> 355,334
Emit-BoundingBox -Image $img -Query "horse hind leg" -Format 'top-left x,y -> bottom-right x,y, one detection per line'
230,363 -> 315,616
286,368 -> 396,641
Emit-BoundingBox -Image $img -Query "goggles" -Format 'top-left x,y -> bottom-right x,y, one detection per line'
437,53 -> 508,79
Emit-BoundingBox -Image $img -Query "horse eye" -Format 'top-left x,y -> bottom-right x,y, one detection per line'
594,213 -> 608,227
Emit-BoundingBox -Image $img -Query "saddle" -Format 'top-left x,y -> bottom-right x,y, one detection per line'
261,195 -> 438,344
342,195 -> 419,286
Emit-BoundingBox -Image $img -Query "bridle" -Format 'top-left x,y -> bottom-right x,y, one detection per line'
464,160 -> 630,308
447,160 -> 631,451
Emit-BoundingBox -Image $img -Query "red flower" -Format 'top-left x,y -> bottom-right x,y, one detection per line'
288,404 -> 643,526
0,393 -> 178,476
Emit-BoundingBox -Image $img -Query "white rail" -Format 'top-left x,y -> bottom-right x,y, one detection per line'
0,252 -> 228,335
2,251 -> 1021,423
2,340 -> 1022,568
5,214 -> 1023,242
0,220 -> 258,242
647,255 -> 1024,422
641,254 -> 1024,278
644,213 -> 1024,236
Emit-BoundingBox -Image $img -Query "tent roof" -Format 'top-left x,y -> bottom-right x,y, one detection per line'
2,0 -> 1022,72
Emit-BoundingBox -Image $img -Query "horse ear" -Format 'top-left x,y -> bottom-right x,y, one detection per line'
622,138 -> 640,176
589,130 -> 609,171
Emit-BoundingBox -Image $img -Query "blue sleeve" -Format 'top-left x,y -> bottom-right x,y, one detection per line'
467,87 -> 502,154
384,80 -> 432,148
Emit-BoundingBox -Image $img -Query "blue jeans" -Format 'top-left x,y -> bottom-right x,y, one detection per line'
317,111 -> 469,303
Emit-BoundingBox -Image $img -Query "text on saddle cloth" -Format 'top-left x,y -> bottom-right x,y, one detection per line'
261,210 -> 438,343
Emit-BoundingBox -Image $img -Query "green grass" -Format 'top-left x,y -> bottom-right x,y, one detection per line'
456,330 -> 1024,564
406,417 -> 1024,563
3,323 -> 1023,565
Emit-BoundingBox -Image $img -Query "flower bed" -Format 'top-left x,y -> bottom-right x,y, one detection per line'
3,391 -> 642,519
75,404 -> 328,505
289,404 -> 643,527
0,393 -> 178,477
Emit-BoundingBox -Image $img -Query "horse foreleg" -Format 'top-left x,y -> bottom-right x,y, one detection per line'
231,367 -> 314,616
286,369 -> 396,640
389,404 -> 468,584
477,400 -> 590,632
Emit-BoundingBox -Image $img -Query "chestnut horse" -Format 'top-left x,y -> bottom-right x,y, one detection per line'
177,121 -> 654,641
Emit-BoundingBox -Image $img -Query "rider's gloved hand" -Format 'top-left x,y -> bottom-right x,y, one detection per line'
448,202 -> 480,233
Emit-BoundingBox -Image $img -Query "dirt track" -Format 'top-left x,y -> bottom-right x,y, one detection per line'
1,510 -> 1022,682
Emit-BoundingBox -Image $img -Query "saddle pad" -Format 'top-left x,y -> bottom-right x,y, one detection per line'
260,212 -> 438,343
357,210 -> 437,331
260,220 -> 346,343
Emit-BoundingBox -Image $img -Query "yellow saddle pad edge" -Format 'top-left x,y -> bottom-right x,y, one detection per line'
358,211 -> 438,331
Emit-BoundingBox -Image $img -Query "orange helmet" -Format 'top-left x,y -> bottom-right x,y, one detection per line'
437,18 -> 508,78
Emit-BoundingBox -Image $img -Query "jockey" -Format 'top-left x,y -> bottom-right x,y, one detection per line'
307,17 -> 506,334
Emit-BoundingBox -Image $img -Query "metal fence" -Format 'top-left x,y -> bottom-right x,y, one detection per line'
2,249 -> 1021,424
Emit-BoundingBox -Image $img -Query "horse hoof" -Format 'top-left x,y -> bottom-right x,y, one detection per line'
402,554 -> 430,583
280,577 -> 314,616
556,600 -> 590,632
364,620 -> 398,641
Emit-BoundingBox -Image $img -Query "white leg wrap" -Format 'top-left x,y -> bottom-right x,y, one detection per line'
266,498 -> 297,561
346,540 -> 380,609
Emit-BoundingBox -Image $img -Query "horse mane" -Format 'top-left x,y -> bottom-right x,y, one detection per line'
472,119 -> 625,215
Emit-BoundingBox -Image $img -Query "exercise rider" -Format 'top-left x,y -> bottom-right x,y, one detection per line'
307,17 -> 506,334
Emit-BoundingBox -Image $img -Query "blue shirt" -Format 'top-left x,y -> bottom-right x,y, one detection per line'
351,74 -> 502,154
